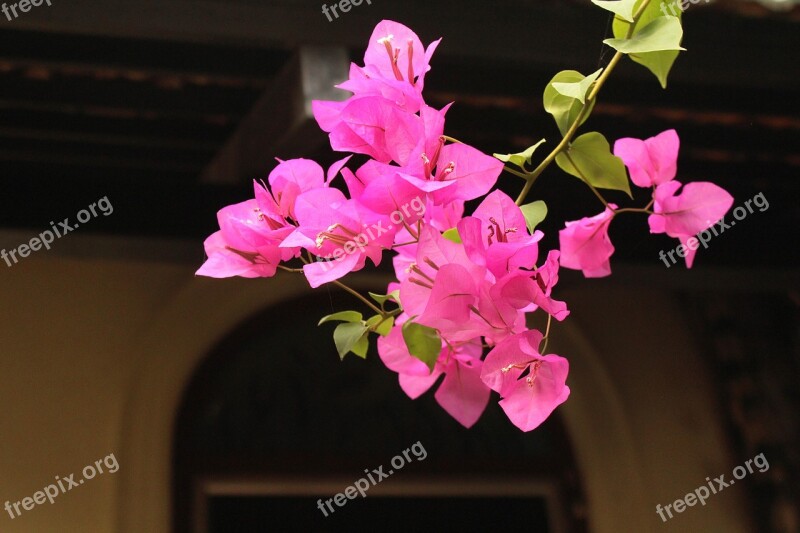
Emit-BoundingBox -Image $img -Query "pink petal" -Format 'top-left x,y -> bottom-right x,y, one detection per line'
302,251 -> 360,288
558,205 -> 617,278
614,129 -> 679,188
435,359 -> 491,428
399,370 -> 442,399
657,181 -> 734,237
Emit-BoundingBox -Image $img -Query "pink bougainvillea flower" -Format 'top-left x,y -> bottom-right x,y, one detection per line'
480,330 -> 570,432
398,225 -> 484,325
468,190 -> 544,277
312,96 -> 406,163
196,187 -> 292,279
280,188 -> 396,287
378,331 -> 490,428
337,63 -> 425,114
495,250 -> 570,322
558,204 -> 617,278
266,157 -> 350,220
196,229 -> 282,279
362,20 -> 441,92
614,129 -> 679,188
648,180 -> 734,267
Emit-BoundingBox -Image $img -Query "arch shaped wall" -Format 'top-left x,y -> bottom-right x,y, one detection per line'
115,274 -> 752,533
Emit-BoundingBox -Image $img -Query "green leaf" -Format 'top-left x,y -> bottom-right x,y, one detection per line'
375,316 -> 394,337
603,16 -> 685,54
552,68 -> 602,104
318,310 -> 363,326
494,139 -> 546,170
519,201 -> 548,233
365,315 -> 394,336
350,334 -> 369,359
333,322 -> 369,359
401,321 -> 441,372
611,1 -> 684,88
442,227 -> 462,244
555,132 -> 632,197
543,70 -> 598,137
368,290 -> 401,307
591,0 -> 638,21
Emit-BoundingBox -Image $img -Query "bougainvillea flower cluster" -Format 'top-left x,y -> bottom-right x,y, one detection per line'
198,15 -> 732,432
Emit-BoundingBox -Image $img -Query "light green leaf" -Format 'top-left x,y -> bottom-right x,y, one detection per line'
401,321 -> 441,372
519,201 -> 548,233
611,1 -> 684,88
333,322 -> 369,359
591,0 -> 638,21
350,334 -> 369,358
543,70 -> 598,137
555,132 -> 632,197
494,139 -> 546,169
442,227 -> 462,244
365,315 -> 394,336
375,316 -> 394,337
318,310 -> 363,325
603,16 -> 685,54
368,290 -> 401,307
552,69 -> 602,104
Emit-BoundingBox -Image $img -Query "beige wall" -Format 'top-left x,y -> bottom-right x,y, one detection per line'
0,251 -> 753,532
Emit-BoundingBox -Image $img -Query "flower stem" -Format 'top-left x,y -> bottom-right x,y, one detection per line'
515,0 -> 653,206
564,152 -> 609,207
332,279 -> 385,316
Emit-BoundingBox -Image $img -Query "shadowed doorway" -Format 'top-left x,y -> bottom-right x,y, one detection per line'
173,292 -> 586,532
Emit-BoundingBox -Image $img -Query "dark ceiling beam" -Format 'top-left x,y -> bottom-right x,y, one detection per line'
201,46 -> 349,184
0,126 -> 218,151
7,0 -> 798,90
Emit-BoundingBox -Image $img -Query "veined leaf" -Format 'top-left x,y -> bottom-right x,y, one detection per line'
543,70 -> 598,137
519,201 -> 548,233
333,322 -> 369,359
603,16 -> 685,54
611,0 -> 684,88
368,290 -> 401,307
552,69 -> 602,104
365,315 -> 395,337
401,321 -> 441,372
591,0 -> 638,21
494,139 -> 546,170
555,132 -> 632,197
318,310 -> 363,325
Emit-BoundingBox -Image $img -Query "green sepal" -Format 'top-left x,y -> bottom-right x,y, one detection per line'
442,227 -> 462,244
